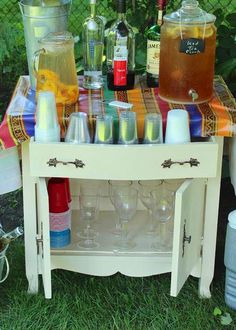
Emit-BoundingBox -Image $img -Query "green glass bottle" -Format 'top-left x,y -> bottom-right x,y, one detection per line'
146,0 -> 166,88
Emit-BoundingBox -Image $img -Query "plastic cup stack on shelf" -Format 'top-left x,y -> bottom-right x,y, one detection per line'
118,111 -> 138,145
165,109 -> 190,144
65,112 -> 91,144
34,91 -> 60,143
143,113 -> 163,144
94,114 -> 113,144
48,178 -> 71,248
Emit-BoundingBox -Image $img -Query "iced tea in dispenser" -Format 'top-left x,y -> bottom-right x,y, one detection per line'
158,0 -> 216,104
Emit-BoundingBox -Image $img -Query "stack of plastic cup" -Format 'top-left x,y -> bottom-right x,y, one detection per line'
65,112 -> 91,144
165,109 -> 190,144
48,178 -> 71,248
64,178 -> 72,208
34,91 -> 60,143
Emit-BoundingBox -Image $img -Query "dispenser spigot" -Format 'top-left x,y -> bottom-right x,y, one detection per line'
189,89 -> 199,102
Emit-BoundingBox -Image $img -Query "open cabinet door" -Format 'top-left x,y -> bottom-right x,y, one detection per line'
36,177 -> 52,299
170,178 -> 205,297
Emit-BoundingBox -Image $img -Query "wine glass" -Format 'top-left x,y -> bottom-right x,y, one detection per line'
112,186 -> 138,250
108,180 -> 133,236
138,180 -> 163,235
163,179 -> 184,193
151,185 -> 175,250
77,184 -> 100,249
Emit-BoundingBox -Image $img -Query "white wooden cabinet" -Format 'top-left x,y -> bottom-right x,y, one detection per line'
22,136 -> 223,299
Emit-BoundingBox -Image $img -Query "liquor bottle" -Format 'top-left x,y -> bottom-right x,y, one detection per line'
0,226 -> 23,245
106,0 -> 135,91
146,0 -> 166,88
82,0 -> 105,89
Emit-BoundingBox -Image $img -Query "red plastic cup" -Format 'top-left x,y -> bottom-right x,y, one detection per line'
48,178 -> 69,213
64,178 -> 72,205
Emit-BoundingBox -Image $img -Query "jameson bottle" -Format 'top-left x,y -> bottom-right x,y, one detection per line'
106,0 -> 135,90
82,0 -> 105,89
146,0 -> 166,88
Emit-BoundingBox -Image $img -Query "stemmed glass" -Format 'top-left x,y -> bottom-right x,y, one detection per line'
163,179 -> 184,193
77,184 -> 100,249
108,180 -> 132,236
113,186 -> 138,250
138,180 -> 163,235
151,185 -> 175,250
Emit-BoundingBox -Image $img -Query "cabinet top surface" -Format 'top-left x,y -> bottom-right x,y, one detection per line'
0,75 -> 235,150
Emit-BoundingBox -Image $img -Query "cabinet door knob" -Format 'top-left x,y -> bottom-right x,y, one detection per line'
161,158 -> 200,168
47,158 -> 85,168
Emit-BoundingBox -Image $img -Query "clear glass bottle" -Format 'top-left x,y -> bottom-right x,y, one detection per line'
106,0 -> 135,91
146,0 -> 166,88
82,0 -> 105,89
0,226 -> 23,245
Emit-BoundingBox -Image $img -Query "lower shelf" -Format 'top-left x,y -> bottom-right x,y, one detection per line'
49,210 -> 173,276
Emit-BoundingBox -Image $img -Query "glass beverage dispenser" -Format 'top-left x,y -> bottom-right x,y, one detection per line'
158,0 -> 216,104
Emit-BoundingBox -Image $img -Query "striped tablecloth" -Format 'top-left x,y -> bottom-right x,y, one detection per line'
0,75 -> 236,149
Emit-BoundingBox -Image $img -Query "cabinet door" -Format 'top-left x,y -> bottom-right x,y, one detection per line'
170,178 -> 205,296
36,178 -> 52,299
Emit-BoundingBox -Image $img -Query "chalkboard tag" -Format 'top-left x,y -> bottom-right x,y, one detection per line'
179,38 -> 205,55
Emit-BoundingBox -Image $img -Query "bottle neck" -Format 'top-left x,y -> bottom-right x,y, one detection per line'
156,9 -> 165,26
90,3 -> 96,18
117,12 -> 126,21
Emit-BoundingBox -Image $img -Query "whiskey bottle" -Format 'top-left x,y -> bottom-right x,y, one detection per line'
106,0 -> 135,91
146,0 -> 166,88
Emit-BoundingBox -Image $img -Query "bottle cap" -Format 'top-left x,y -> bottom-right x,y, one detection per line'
117,0 -> 126,13
228,210 -> 236,230
158,0 -> 167,10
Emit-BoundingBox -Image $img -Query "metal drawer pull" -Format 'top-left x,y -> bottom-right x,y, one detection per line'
47,158 -> 85,168
161,158 -> 200,168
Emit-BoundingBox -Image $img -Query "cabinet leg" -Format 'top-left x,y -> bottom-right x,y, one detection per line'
198,281 -> 211,298
199,137 -> 223,299
27,275 -> 39,294
22,142 -> 39,295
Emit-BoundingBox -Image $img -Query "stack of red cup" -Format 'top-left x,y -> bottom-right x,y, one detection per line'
48,178 -> 71,248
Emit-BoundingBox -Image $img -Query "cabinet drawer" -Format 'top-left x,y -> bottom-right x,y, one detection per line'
29,137 -> 219,180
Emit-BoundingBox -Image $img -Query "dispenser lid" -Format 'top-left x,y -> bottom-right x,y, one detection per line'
163,0 -> 216,25
228,210 -> 236,230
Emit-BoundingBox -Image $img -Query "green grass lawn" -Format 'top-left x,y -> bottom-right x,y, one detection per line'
0,239 -> 233,330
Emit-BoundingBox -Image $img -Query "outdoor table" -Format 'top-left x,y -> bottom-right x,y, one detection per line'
1,75 -> 236,149
0,75 -> 236,192
0,75 -> 236,299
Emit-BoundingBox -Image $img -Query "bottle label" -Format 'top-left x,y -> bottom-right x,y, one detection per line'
179,38 -> 205,55
113,45 -> 127,86
146,40 -> 160,74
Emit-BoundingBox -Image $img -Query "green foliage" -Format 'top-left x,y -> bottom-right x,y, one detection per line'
0,22 -> 27,119
215,10 -> 236,95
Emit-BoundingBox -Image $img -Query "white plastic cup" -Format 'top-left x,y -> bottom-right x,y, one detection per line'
65,112 -> 91,144
34,91 -> 60,142
165,109 -> 190,144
